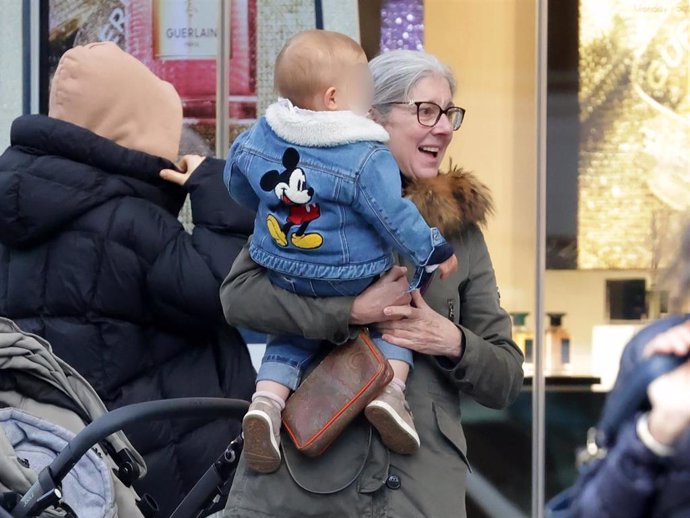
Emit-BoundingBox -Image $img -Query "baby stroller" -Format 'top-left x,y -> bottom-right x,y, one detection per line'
0,317 -> 247,518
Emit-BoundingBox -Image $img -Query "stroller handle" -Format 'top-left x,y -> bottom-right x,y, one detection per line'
12,397 -> 249,518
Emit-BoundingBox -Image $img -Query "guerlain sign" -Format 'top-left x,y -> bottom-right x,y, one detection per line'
153,0 -> 219,59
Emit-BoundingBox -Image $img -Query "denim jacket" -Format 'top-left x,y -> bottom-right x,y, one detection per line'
224,98 -> 452,286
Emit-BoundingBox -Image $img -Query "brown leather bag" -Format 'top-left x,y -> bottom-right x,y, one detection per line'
282,331 -> 393,457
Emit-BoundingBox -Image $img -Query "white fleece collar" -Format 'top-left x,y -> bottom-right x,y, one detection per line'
265,98 -> 389,147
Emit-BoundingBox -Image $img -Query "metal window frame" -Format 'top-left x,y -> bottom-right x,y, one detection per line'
24,0 -> 40,115
533,0 -> 548,516
216,0 -> 232,158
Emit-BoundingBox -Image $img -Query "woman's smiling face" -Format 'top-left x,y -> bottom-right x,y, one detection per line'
379,74 -> 455,180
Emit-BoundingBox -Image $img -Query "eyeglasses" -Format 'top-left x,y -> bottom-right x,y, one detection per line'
376,101 -> 466,131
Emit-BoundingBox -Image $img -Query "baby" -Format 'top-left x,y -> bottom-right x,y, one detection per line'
225,30 -> 457,473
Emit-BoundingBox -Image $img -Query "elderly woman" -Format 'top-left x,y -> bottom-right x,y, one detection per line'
221,49 -> 523,518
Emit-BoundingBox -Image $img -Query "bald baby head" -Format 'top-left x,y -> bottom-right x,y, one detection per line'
274,30 -> 371,113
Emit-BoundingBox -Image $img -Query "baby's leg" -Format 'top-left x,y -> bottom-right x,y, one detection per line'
244,335 -> 321,473
255,379 -> 291,401
372,335 -> 413,380
365,336 -> 419,454
388,359 -> 410,384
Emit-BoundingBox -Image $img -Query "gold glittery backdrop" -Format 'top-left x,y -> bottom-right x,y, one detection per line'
578,0 -> 690,269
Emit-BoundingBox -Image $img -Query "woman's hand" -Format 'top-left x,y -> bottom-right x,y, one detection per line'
377,290 -> 464,359
160,154 -> 206,186
644,321 -> 690,445
350,266 -> 411,325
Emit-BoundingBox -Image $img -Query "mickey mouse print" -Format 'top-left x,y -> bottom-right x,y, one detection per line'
259,148 -> 323,249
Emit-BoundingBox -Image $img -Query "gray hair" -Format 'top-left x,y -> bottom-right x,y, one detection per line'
369,50 -> 457,120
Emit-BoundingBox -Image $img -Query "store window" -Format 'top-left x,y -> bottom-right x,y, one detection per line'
545,0 -> 690,508
43,0 -> 257,155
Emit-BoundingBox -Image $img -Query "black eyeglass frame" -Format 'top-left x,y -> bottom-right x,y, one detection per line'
374,101 -> 466,130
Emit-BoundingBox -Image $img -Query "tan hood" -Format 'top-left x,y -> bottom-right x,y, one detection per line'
48,42 -> 182,162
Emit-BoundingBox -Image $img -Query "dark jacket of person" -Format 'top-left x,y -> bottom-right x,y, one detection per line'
220,166 -> 524,518
570,314 -> 690,518
0,114 -> 256,515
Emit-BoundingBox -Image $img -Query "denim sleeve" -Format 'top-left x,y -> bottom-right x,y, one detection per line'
224,135 -> 260,211
352,148 -> 452,268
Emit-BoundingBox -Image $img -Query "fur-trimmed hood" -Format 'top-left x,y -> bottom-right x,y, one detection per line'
404,162 -> 494,239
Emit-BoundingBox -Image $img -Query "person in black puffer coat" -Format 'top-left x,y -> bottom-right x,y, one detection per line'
0,42 -> 256,516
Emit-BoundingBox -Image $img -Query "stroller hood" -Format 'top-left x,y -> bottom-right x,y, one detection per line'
0,317 -> 146,517
0,317 -> 145,472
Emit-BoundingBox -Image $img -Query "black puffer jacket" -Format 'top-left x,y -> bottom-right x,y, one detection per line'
0,114 -> 256,515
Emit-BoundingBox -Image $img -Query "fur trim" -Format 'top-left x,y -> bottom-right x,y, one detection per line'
405,161 -> 494,238
265,98 -> 389,147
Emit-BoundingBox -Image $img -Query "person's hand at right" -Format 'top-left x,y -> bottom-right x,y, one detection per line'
350,266 -> 411,325
159,154 -> 206,186
643,320 -> 690,358
644,321 -> 690,445
647,359 -> 690,446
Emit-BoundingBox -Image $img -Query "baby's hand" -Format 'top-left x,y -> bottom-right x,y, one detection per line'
438,254 -> 458,280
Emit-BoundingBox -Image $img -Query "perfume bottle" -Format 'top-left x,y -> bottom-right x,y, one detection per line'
510,312 -> 534,370
545,313 -> 572,374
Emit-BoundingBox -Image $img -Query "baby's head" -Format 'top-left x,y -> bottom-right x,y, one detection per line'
274,30 -> 372,114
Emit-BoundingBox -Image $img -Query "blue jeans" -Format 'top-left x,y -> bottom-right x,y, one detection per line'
256,273 -> 413,390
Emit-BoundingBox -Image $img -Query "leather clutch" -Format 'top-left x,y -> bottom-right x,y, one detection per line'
282,331 -> 393,457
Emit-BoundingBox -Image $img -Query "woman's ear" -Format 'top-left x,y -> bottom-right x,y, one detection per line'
368,106 -> 383,123
323,86 -> 338,111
